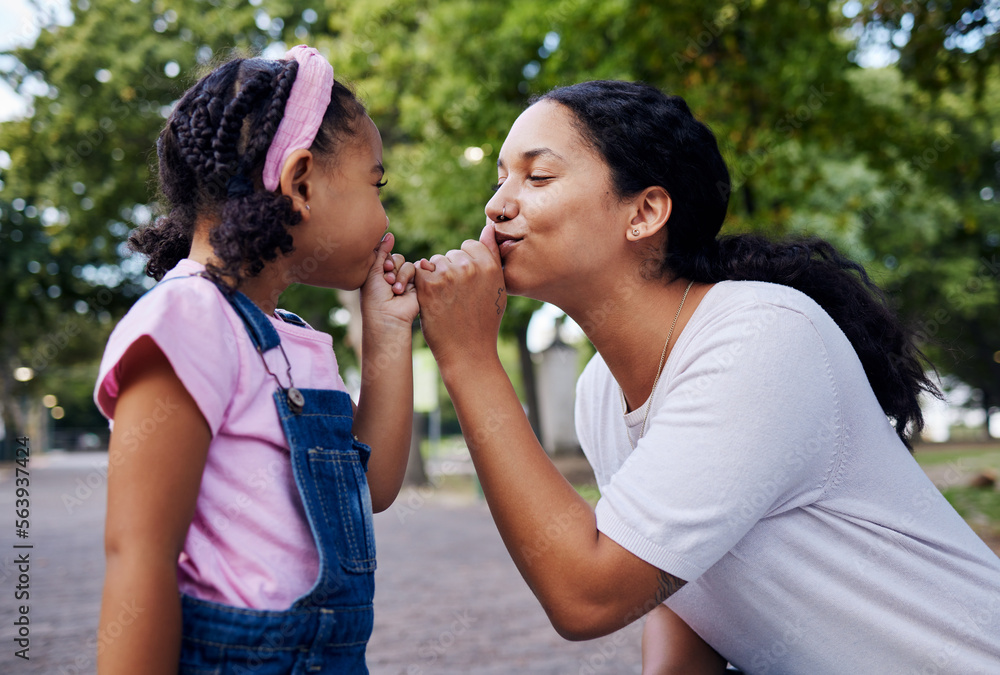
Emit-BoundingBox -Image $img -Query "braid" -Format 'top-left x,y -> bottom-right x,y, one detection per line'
241,60 -> 298,172
211,67 -> 276,180
131,55 -> 366,286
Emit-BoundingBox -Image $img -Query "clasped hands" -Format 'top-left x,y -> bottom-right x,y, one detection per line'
375,222 -> 507,369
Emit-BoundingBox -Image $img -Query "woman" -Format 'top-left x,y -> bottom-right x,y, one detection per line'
413,80 -> 1000,673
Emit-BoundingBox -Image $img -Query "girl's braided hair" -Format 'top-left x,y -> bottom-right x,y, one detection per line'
130,56 -> 365,284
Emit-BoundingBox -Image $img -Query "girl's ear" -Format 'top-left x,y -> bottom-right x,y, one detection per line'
626,186 -> 672,242
278,148 -> 315,217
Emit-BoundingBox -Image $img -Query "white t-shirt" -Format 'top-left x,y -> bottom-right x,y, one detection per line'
575,281 -> 1000,674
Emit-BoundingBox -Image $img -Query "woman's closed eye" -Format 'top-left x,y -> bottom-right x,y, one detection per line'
375,178 -> 388,192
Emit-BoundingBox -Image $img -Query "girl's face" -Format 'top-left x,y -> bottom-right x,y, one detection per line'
485,101 -> 636,307
290,116 -> 388,290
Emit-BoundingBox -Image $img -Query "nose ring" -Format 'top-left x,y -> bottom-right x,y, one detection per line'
498,206 -> 507,222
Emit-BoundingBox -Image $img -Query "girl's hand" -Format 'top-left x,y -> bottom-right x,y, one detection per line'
415,222 -> 507,372
361,232 -> 418,328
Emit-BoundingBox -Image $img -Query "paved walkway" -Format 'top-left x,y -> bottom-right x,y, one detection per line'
4,449 -> 996,673
0,452 -> 642,674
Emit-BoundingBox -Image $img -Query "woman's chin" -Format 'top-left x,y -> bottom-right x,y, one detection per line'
501,268 -> 524,297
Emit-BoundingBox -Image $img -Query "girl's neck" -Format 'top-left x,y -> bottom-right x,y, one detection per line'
188,222 -> 288,315
562,275 -> 712,413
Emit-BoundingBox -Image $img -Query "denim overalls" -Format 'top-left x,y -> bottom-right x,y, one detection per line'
176,279 -> 376,674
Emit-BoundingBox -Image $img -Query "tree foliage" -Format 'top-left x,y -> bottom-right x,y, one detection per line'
1,0 -> 997,442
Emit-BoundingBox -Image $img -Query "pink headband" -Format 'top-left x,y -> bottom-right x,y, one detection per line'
262,45 -> 334,191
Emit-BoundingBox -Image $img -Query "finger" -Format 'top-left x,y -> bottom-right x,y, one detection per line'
479,222 -> 501,262
460,238 -> 483,256
444,249 -> 471,265
370,232 -> 394,278
417,258 -> 436,273
393,261 -> 416,294
385,252 -> 405,274
429,253 -> 450,268
377,231 -> 395,260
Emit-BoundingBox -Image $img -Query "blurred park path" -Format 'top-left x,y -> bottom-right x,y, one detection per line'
0,451 -> 642,674
3,447 -> 997,673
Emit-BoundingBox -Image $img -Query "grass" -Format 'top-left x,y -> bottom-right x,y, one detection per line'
912,441 -> 1000,467
574,484 -> 601,507
913,442 -> 1000,535
941,487 -> 1000,528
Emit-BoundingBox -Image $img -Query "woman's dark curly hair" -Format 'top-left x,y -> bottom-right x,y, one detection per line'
130,55 -> 366,285
535,80 -> 939,448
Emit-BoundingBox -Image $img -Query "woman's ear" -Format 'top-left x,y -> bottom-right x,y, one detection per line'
278,148 -> 315,218
626,187 -> 672,241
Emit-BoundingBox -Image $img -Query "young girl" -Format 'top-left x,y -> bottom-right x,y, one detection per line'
93,46 -> 417,674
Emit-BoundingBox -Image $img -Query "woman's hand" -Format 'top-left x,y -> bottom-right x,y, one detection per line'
361,232 -> 418,328
415,223 -> 507,372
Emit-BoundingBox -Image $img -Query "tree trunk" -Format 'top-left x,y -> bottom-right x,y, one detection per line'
403,412 -> 428,486
515,325 -> 543,440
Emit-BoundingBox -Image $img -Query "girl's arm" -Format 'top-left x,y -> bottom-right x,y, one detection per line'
98,336 -> 211,674
414,226 -> 688,641
353,232 -> 418,512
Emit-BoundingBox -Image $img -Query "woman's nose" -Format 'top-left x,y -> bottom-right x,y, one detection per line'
486,199 -> 515,223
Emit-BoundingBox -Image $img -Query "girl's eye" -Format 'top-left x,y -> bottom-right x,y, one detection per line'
529,175 -> 553,182
375,179 -> 387,191
491,182 -> 502,193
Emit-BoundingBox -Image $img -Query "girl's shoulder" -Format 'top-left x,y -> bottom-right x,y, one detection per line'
95,260 -> 245,425
127,260 -> 238,328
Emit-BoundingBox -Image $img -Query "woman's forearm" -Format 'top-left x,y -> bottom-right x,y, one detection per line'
439,355 -> 602,616
415,231 -> 677,639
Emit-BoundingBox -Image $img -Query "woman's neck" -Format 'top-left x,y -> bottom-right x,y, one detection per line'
561,274 -> 713,412
188,222 -> 288,315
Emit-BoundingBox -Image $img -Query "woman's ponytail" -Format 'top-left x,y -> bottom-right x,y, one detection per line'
675,234 -> 938,446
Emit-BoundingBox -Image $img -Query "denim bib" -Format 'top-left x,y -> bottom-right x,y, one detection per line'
174,280 -> 376,674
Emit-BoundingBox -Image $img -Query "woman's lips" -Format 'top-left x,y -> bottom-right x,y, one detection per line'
495,231 -> 522,258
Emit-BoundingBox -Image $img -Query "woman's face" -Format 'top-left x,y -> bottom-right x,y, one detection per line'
486,100 -> 635,306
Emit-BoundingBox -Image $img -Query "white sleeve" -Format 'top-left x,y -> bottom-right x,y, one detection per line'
594,302 -> 844,582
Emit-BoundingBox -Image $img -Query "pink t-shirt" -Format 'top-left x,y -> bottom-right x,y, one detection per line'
94,259 -> 350,610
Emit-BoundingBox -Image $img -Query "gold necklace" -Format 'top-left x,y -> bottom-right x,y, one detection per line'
619,280 -> 695,450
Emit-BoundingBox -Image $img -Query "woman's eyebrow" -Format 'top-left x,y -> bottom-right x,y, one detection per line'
497,147 -> 566,169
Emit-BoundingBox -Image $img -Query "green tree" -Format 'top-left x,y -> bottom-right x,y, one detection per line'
2,0 -> 997,448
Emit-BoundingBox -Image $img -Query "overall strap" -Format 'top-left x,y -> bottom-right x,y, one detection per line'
147,271 -> 282,353
187,271 -> 282,353
223,285 -> 282,353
